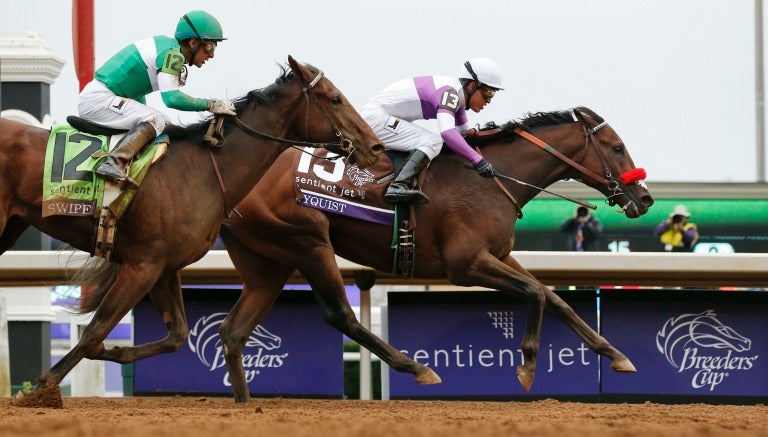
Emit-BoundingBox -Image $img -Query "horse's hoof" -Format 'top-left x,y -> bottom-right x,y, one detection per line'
516,366 -> 535,392
233,393 -> 251,404
611,356 -> 637,373
415,368 -> 442,385
10,383 -> 63,408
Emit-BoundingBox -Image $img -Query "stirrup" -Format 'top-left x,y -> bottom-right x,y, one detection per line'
116,176 -> 139,191
385,188 -> 430,204
96,166 -> 139,190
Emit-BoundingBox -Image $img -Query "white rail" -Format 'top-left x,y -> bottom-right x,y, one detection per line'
1,250 -> 767,287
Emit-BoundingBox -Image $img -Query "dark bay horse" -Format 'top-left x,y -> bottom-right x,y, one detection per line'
218,106 -> 654,403
2,56 -> 383,407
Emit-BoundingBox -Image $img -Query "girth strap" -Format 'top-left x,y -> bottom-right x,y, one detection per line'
208,148 -> 238,218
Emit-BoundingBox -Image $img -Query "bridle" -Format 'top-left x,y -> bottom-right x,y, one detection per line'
513,108 -> 646,210
205,68 -> 360,218
223,69 -> 357,161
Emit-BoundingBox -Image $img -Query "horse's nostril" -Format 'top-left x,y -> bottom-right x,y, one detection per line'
371,144 -> 385,155
643,195 -> 655,207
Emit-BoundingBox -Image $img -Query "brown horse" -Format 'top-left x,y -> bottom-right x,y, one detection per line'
2,56 -> 383,407
219,106 -> 654,403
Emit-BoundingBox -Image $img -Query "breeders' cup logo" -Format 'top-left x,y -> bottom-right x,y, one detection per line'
655,310 -> 758,391
345,165 -> 375,187
188,312 -> 289,387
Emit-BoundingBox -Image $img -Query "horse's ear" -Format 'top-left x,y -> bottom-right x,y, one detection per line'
287,55 -> 307,81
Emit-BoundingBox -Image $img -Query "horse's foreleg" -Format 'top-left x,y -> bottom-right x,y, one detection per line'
12,262 -> 163,408
299,252 -> 441,387
219,236 -> 290,403
459,252 -> 547,392
95,271 -> 189,363
219,280 -> 285,403
542,287 -> 636,373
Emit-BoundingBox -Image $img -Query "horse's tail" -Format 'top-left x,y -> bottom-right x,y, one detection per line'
68,255 -> 122,314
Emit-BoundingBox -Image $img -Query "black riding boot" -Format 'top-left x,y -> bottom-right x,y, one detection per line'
96,122 -> 156,190
384,149 -> 431,204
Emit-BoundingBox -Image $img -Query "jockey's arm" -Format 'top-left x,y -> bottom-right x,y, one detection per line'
455,120 -> 472,133
436,111 -> 484,165
157,71 -> 209,111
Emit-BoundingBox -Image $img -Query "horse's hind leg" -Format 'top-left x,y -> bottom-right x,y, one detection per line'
542,287 -> 636,373
12,262 -> 163,408
298,250 -> 441,387
95,271 -> 190,363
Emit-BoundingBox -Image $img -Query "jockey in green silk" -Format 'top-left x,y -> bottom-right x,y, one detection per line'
78,10 -> 236,189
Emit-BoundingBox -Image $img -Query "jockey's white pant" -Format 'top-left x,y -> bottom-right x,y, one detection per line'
78,80 -> 169,135
360,104 -> 443,160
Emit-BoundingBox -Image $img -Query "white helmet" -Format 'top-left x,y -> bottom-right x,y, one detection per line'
459,57 -> 504,90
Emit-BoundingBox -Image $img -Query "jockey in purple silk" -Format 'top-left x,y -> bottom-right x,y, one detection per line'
360,57 -> 504,204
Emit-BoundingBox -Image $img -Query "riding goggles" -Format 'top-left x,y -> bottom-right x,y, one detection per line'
202,41 -> 217,56
480,86 -> 496,99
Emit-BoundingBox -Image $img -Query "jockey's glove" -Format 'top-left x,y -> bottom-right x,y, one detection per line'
208,99 -> 237,116
474,159 -> 495,178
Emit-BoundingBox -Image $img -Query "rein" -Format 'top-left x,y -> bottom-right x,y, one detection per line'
508,109 -> 646,210
478,108 -> 647,215
473,146 -> 525,218
231,117 -> 350,160
514,128 -> 610,186
212,69 -> 356,161
207,68 -> 358,217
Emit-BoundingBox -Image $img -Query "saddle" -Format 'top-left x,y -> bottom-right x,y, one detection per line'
292,148 -> 419,276
45,118 -> 168,260
66,115 -> 127,136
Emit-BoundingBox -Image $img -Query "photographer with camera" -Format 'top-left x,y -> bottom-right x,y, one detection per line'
560,206 -> 604,251
654,204 -> 699,252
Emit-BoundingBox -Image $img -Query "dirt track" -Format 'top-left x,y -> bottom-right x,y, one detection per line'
1,397 -> 766,436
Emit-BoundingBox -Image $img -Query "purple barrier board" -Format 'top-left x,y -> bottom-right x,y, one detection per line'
600,290 -> 768,397
134,288 -> 343,397
387,291 -> 599,398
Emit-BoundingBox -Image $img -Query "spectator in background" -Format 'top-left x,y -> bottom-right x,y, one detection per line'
654,204 -> 699,252
560,206 -> 603,251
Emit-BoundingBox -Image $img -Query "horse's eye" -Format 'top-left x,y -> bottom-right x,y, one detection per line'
612,144 -> 625,154
330,97 -> 342,106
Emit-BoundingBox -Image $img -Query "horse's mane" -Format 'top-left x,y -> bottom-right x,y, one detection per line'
164,63 -> 302,139
469,106 -> 603,147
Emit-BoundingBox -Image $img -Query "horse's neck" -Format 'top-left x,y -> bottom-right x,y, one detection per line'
496,125 -> 585,205
214,102 -> 296,204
